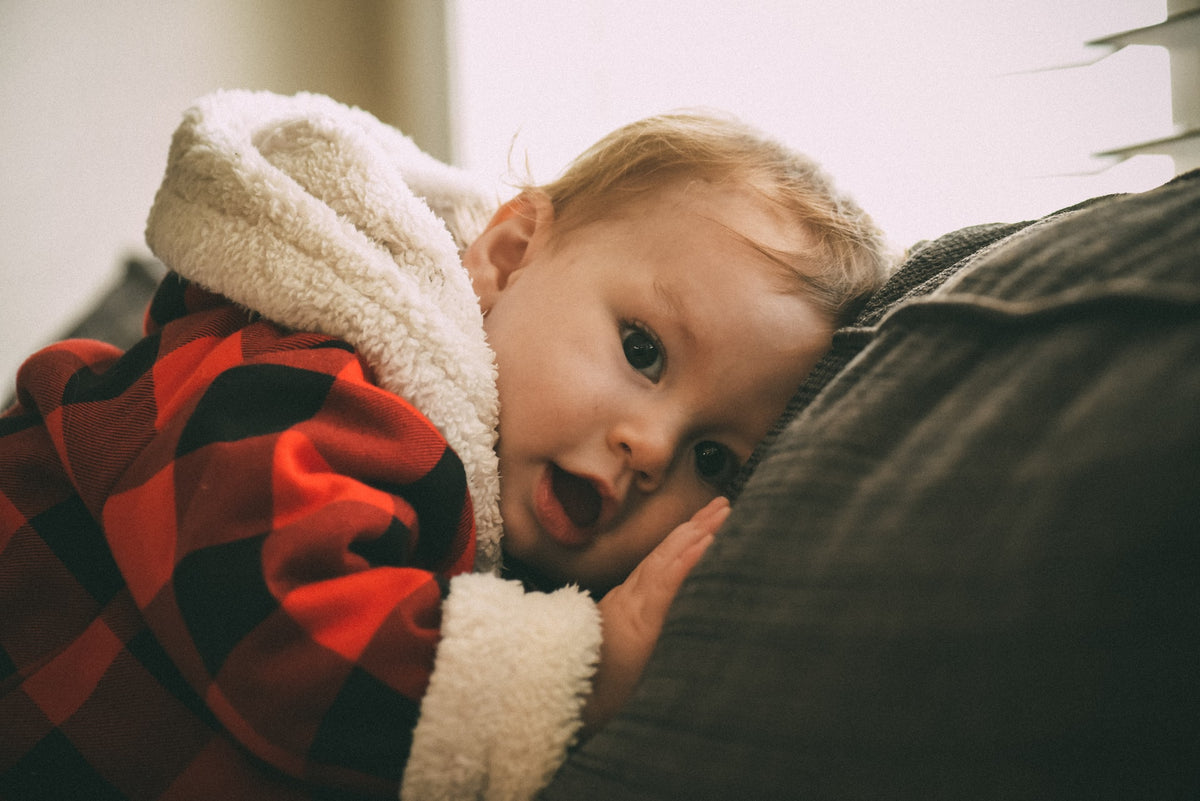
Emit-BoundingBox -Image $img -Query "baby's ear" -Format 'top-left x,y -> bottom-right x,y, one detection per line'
463,191 -> 553,311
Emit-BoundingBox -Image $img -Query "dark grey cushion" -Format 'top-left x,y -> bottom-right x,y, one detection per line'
3,258 -> 164,410
542,172 -> 1200,800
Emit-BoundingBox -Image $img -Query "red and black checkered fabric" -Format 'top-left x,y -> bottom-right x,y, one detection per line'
0,274 -> 477,799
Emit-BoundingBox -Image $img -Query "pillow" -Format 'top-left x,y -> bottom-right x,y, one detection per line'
541,171 -> 1200,800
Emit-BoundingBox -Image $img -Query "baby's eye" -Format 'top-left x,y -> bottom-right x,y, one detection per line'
622,324 -> 664,383
694,441 -> 738,488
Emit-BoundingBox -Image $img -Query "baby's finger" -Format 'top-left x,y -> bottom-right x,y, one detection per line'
634,502 -> 727,594
655,497 -> 728,558
672,528 -> 715,578
691,496 -> 731,533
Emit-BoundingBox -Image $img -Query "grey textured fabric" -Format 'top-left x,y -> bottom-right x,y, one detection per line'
542,171 -> 1200,800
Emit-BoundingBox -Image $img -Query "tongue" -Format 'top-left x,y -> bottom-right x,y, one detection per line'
551,465 -> 601,528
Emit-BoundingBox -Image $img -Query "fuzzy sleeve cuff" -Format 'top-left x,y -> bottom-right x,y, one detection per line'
400,573 -> 602,801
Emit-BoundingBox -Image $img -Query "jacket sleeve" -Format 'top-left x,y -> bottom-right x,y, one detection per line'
401,574 -> 602,801
92,317 -> 478,792
90,314 -> 601,798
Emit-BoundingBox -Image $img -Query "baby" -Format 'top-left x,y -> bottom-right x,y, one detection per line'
0,91 -> 890,801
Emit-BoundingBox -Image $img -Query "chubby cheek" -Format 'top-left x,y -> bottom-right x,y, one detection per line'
493,329 -> 601,428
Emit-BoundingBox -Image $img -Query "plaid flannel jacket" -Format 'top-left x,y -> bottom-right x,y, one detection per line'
0,275 -> 477,800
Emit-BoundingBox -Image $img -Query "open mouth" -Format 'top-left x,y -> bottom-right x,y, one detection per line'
550,463 -> 602,529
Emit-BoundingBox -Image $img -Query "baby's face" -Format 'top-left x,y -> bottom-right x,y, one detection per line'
473,182 -> 832,592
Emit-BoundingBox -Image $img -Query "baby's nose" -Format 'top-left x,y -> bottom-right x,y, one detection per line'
614,421 -> 676,492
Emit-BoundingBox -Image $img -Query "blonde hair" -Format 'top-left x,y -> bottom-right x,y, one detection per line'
526,111 -> 893,325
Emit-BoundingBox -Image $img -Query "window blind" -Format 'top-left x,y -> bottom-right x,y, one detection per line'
1091,3 -> 1200,171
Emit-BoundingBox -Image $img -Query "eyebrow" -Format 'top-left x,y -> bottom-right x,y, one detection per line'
653,277 -> 697,346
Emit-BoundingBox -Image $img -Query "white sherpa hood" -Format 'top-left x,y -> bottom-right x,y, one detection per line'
145,89 -> 504,570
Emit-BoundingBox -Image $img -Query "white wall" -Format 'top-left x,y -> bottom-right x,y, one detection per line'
0,0 -> 446,389
450,0 -> 1176,253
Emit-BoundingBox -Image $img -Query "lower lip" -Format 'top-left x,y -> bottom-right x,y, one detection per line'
533,466 -> 593,549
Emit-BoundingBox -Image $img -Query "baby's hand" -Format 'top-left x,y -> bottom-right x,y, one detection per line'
582,497 -> 730,736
